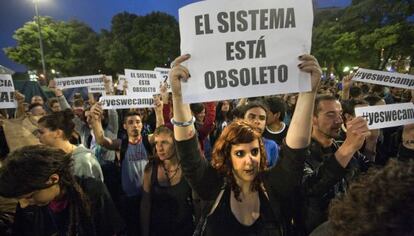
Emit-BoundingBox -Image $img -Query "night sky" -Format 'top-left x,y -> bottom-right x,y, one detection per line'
0,0 -> 351,72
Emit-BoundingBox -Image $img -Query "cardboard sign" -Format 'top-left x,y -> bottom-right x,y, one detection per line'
124,69 -> 160,97
99,95 -> 154,109
353,68 -> 414,89
355,102 -> 414,129
0,74 -> 17,108
154,67 -> 172,92
88,76 -> 113,94
2,116 -> 41,151
178,0 -> 314,103
56,74 -> 104,89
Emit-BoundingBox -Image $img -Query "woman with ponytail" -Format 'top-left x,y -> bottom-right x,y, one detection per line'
0,145 -> 124,236
37,109 -> 103,181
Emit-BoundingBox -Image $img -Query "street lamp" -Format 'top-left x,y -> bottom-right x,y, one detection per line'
343,66 -> 350,73
33,0 -> 47,84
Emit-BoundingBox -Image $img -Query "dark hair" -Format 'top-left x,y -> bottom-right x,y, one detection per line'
360,84 -> 370,94
216,100 -> 234,122
73,93 -> 82,100
190,103 -> 205,115
329,160 -> 414,236
31,95 -> 44,103
341,99 -> 368,117
48,98 -> 59,108
232,105 -> 246,120
364,95 -> 383,106
371,85 -> 385,97
28,102 -> 44,111
240,101 -> 269,118
211,120 -> 267,201
265,97 -> 286,121
314,95 -> 338,116
38,109 -> 75,140
349,86 -> 362,99
123,110 -> 141,124
73,99 -> 84,108
0,145 -> 72,197
0,145 -> 94,235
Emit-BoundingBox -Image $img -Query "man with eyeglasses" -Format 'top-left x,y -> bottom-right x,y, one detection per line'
301,95 -> 373,234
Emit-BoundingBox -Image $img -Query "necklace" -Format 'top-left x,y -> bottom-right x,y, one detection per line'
162,162 -> 181,183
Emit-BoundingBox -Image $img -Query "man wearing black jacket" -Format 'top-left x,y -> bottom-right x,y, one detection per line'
302,95 -> 373,234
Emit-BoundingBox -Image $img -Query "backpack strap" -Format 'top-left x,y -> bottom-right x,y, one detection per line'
193,183 -> 226,236
150,161 -> 158,187
119,137 -> 128,163
207,187 -> 225,216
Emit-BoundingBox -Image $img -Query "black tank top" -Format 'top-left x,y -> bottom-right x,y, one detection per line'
149,162 -> 194,236
203,187 -> 281,236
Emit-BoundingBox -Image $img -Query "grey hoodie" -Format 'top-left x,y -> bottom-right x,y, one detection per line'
72,144 -> 104,182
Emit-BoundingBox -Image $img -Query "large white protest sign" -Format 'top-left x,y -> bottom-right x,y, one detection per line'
99,95 -> 154,109
353,68 -> 414,89
56,74 -> 104,89
178,0 -> 313,103
88,76 -> 113,94
154,67 -> 172,92
0,74 -> 17,109
125,69 -> 160,97
355,102 -> 414,130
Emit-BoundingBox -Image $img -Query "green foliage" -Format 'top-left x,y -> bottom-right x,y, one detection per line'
5,4 -> 411,78
312,0 -> 414,76
4,17 -> 101,77
97,11 -> 180,74
4,11 -> 180,77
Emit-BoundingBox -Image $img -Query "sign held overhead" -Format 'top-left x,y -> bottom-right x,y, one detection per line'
178,0 -> 314,103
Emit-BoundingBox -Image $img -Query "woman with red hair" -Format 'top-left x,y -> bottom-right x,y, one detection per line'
169,54 -> 322,235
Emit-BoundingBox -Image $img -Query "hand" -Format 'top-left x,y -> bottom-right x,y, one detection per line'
169,54 -> 191,98
122,80 -> 128,91
88,93 -> 96,106
103,75 -> 111,85
48,80 -> 63,97
160,81 -> 168,94
103,76 -> 112,93
90,102 -> 103,122
403,123 -> 414,149
160,81 -> 169,104
153,94 -> 163,113
342,73 -> 353,89
343,116 -> 371,152
14,90 -> 25,103
298,54 -> 322,92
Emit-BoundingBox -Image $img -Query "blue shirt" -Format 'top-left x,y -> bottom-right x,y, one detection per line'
263,137 -> 279,167
121,141 -> 148,196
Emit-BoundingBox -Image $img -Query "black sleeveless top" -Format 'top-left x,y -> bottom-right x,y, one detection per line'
203,187 -> 280,236
149,162 -> 194,236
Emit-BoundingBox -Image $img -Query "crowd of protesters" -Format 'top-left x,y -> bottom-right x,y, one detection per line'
0,53 -> 413,236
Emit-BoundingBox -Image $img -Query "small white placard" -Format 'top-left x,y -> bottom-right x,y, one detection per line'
355,102 -> 414,129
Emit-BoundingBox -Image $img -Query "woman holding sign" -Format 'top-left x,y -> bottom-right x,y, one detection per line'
169,54 -> 321,235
